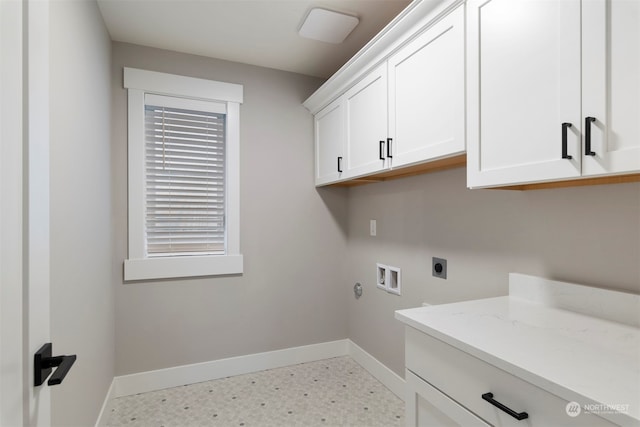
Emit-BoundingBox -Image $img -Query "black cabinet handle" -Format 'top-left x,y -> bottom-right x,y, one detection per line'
34,343 -> 77,386
482,393 -> 528,421
380,141 -> 385,160
562,122 -> 573,159
337,156 -> 343,173
387,138 -> 393,158
585,116 -> 596,156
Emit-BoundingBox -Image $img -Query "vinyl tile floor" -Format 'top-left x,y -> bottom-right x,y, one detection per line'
106,356 -> 405,427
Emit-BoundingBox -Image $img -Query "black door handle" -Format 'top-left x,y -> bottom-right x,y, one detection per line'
585,116 -> 596,156
387,138 -> 393,158
34,343 -> 77,386
562,122 -> 573,159
380,141 -> 385,160
337,156 -> 343,173
482,393 -> 528,420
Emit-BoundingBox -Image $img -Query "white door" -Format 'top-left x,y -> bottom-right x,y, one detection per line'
1,1 -> 52,425
388,5 -> 465,169
582,0 -> 640,177
1,2 -> 26,425
315,97 -> 345,186
344,63 -> 389,179
466,0 -> 582,188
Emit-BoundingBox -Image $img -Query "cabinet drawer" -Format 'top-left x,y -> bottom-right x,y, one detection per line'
405,327 -> 616,426
406,369 -> 489,427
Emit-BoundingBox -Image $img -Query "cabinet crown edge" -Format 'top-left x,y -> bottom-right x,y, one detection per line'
303,0 -> 464,115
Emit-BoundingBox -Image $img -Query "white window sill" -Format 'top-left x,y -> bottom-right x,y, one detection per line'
124,254 -> 243,281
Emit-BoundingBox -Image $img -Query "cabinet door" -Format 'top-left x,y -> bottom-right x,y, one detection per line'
467,0 -> 582,188
582,0 -> 640,177
388,5 -> 465,169
405,370 -> 489,427
344,63 -> 389,179
315,97 -> 345,186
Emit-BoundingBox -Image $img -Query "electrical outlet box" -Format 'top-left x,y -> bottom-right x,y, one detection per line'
432,257 -> 447,279
370,219 -> 377,236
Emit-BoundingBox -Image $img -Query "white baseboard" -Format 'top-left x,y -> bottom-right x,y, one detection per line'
94,378 -> 116,427
113,339 -> 349,397
347,340 -> 405,399
96,338 -> 406,425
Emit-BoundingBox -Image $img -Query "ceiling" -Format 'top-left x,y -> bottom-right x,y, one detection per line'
96,0 -> 413,79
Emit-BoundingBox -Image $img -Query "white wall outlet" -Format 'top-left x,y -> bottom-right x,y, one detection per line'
376,263 -> 387,290
370,219 -> 377,236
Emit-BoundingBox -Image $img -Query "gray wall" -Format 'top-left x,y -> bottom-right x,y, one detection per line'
46,5 -> 640,422
111,43 -> 349,375
108,25 -> 639,398
49,1 -> 115,425
346,167 -> 640,376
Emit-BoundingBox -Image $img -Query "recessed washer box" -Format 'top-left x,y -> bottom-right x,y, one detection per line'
376,263 -> 387,291
376,263 -> 401,295
387,266 -> 401,296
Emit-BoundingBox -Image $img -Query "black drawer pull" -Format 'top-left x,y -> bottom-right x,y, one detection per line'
482,392 -> 528,420
387,138 -> 393,158
585,116 -> 596,156
337,156 -> 343,173
380,141 -> 385,160
562,122 -> 573,159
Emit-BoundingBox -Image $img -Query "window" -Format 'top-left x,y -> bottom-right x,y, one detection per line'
124,68 -> 243,281
144,95 -> 226,257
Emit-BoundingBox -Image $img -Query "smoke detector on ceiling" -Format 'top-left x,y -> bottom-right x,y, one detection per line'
298,8 -> 359,44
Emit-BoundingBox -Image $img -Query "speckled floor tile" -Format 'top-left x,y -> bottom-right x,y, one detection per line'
106,356 -> 404,427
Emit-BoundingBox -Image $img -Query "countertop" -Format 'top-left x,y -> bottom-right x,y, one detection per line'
395,274 -> 640,425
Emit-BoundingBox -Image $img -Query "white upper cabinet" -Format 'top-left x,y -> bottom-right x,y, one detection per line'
308,0 -> 639,188
314,97 -> 345,185
467,0 -> 582,188
468,0 -> 640,188
388,5 -> 465,168
306,1 -> 468,187
343,63 -> 389,179
582,0 -> 640,177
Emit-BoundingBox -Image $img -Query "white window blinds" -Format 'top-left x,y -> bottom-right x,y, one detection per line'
144,96 -> 226,257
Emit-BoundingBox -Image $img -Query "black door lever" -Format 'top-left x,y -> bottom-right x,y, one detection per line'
34,343 -> 77,386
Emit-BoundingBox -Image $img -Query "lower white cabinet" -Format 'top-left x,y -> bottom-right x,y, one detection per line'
404,327 -> 617,427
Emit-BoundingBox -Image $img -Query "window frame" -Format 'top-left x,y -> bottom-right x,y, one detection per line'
123,67 -> 243,281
